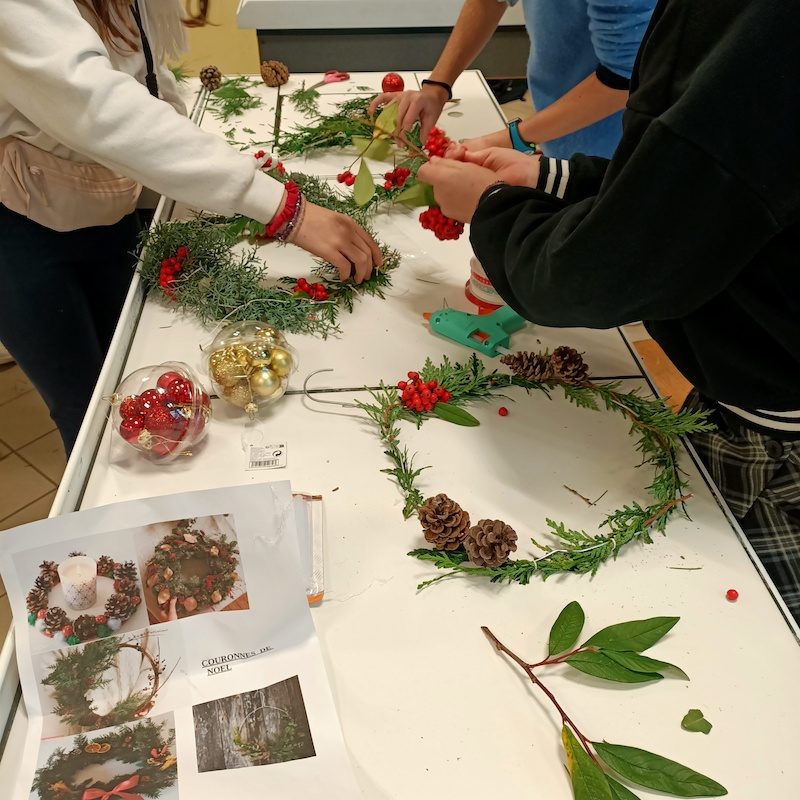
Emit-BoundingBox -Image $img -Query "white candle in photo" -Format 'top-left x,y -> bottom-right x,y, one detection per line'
57,555 -> 98,610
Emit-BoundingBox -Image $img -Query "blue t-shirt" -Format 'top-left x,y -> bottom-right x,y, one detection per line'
507,0 -> 656,159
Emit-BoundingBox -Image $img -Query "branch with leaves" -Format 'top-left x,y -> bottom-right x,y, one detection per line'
206,75 -> 263,123
483,602 -> 726,799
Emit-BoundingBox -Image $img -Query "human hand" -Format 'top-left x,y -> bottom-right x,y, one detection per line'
462,147 -> 541,188
456,129 -> 513,152
368,89 -> 447,140
416,156 -> 498,224
166,596 -> 178,622
290,202 -> 383,283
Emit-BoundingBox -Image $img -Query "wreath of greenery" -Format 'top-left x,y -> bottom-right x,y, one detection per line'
41,635 -> 165,731
31,718 -> 177,800
356,352 -> 715,588
25,555 -> 142,646
232,706 -> 307,766
144,519 -> 241,616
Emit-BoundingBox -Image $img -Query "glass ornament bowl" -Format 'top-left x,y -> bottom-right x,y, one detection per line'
109,362 -> 212,462
205,320 -> 298,417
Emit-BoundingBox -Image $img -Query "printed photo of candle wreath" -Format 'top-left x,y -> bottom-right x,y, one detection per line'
192,676 -> 316,772
30,712 -> 178,800
14,534 -> 148,655
133,514 -> 248,625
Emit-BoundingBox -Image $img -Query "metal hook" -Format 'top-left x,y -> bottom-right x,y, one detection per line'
302,369 -> 360,408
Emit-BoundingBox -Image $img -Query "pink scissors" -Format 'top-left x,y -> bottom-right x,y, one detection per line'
308,70 -> 350,90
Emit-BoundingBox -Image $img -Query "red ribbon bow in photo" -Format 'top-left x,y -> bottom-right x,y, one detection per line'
81,775 -> 143,800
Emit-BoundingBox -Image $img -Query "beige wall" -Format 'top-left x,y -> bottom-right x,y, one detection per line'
182,0 -> 260,75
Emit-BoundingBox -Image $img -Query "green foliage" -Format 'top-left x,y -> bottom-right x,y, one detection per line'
288,82 -> 320,116
681,709 -> 712,734
276,96 -> 374,156
604,651 -> 688,681
562,726 -> 613,800
232,710 -> 307,766
431,403 -> 480,426
354,158 -> 376,206
606,776 -> 642,800
168,62 -> 190,84
565,651 -> 663,683
548,600 -> 585,656
581,616 -> 679,652
207,76 -> 263,122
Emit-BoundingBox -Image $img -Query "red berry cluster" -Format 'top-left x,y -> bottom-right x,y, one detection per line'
294,277 -> 329,301
383,166 -> 411,191
397,372 -> 451,412
419,206 -> 464,241
159,246 -> 189,300
337,170 -> 356,187
254,151 -> 285,174
425,127 -> 452,158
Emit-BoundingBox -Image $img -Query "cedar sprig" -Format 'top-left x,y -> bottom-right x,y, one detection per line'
287,82 -> 321,116
207,75 -> 263,122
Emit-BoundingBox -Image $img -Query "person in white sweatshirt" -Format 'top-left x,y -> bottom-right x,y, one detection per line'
0,0 -> 382,454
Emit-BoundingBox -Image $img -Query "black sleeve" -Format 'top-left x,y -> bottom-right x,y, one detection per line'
470,121 -> 780,329
535,153 -> 610,203
596,64 -> 630,90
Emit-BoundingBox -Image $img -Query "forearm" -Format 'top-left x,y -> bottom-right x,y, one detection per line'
519,73 -> 628,145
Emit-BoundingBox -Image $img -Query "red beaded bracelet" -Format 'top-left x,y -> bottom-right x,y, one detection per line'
263,181 -> 300,239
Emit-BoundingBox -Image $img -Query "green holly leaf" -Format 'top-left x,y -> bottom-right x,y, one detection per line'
374,103 -> 399,136
581,617 -> 679,653
393,181 -> 436,208
605,776 -> 642,800
603,650 -> 689,681
562,726 -> 614,800
432,403 -> 480,426
353,159 -> 376,207
681,709 -> 712,735
565,651 -> 663,683
593,742 -> 727,797
548,601 -> 585,656
212,85 -> 250,99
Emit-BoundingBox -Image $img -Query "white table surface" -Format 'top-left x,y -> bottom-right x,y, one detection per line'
2,71 -> 799,800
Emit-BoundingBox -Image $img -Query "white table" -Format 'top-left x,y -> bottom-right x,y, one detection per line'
2,71 -> 799,800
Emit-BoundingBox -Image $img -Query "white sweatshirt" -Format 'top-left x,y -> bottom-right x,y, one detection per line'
0,0 -> 284,224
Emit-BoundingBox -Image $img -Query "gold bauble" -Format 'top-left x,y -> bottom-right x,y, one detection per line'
210,352 -> 247,388
255,325 -> 284,346
157,587 -> 171,606
229,344 -> 253,367
249,343 -> 272,362
249,366 -> 281,397
267,382 -> 286,402
223,380 -> 254,409
269,347 -> 293,377
211,590 -> 222,604
183,596 -> 198,613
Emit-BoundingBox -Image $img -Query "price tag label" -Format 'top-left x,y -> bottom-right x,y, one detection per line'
245,443 -> 287,471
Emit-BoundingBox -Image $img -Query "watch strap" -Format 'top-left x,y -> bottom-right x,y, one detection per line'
508,119 -> 536,153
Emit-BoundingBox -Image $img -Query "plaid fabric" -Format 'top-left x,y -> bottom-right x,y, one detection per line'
684,391 -> 800,622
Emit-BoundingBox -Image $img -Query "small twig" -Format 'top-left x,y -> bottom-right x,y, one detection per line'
564,485 -> 593,506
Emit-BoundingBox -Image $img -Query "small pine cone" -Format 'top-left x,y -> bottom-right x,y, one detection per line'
500,351 -> 554,382
551,346 -> 589,385
73,614 -> 98,642
96,555 -> 115,576
34,572 -> 56,592
115,578 -> 138,597
68,551 -> 86,558
44,606 -> 68,633
465,519 -> 518,568
39,560 -> 60,584
106,593 -> 133,621
260,59 -> 289,87
418,494 -> 470,550
115,560 -> 138,582
200,65 -> 222,91
26,587 -> 49,614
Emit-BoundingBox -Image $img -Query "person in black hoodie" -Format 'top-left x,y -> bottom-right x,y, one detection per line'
417,0 -> 800,622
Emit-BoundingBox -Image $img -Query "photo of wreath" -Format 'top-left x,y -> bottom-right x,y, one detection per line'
25,554 -> 144,647
31,715 -> 177,800
142,517 -> 246,623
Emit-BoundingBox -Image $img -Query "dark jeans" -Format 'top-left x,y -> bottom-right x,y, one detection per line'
0,204 -> 140,455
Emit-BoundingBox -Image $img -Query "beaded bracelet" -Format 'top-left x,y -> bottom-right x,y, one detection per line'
263,181 -> 300,239
277,194 -> 305,242
284,195 -> 308,244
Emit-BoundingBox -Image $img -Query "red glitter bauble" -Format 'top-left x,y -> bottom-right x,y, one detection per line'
156,371 -> 183,391
144,407 -> 176,438
95,614 -> 108,625
381,72 -> 404,93
138,389 -> 165,413
120,416 -> 145,443
62,625 -> 74,637
165,377 -> 194,405
119,396 -> 140,419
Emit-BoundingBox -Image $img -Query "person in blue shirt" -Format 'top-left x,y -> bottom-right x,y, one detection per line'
369,0 -> 656,159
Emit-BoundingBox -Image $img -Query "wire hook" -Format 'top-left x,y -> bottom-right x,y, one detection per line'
302,369 -> 360,408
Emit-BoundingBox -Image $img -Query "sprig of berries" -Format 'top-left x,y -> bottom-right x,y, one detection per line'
419,207 -> 464,241
337,170 -> 356,187
254,150 -> 285,174
425,127 -> 452,158
294,277 -> 329,301
159,246 -> 189,300
397,372 -> 451,412
383,166 -> 411,190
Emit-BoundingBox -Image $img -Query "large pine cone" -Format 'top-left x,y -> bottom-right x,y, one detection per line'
465,519 -> 518,568
96,555 -> 115,577
114,578 -> 139,597
26,587 -> 48,614
200,65 -> 222,91
39,560 -> 60,584
551,346 -> 589,385
44,606 -> 68,633
500,351 -> 554,382
73,614 -> 98,642
418,494 -> 470,550
260,59 -> 289,87
34,572 -> 56,592
105,593 -> 133,621
115,560 -> 138,582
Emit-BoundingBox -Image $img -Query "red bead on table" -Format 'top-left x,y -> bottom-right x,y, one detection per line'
726,589 -> 739,602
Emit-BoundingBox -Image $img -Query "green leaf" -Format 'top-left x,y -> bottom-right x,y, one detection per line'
393,181 -> 436,208
581,617 -> 679,652
681,709 -> 712,735
353,159 -> 376,207
565,651 -> 662,683
548,601 -> 585,656
603,650 -> 689,681
374,103 -> 399,135
212,85 -> 250,99
605,776 -> 642,800
432,403 -> 480,427
361,137 -> 391,162
562,726 -> 614,800
593,742 -> 727,797
352,136 -> 373,155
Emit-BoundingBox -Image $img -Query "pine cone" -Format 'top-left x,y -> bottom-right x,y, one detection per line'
200,65 -> 222,91
96,555 -> 115,576
260,59 -> 289,87
115,560 -> 138,582
105,593 -> 133,621
551,346 -> 589,385
26,587 -> 48,614
68,551 -> 86,558
39,560 -> 60,584
115,578 -> 139,597
34,572 -> 56,592
418,494 -> 470,550
500,351 -> 554,382
73,614 -> 98,642
44,606 -> 68,633
465,519 -> 518,568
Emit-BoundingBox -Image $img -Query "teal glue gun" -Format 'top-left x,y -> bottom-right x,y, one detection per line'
425,305 -> 527,357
